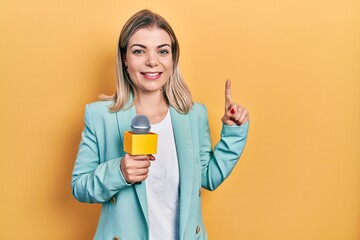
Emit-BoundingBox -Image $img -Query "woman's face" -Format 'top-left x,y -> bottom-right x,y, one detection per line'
125,27 -> 173,95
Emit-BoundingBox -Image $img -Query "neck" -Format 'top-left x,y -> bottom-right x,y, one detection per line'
134,90 -> 169,124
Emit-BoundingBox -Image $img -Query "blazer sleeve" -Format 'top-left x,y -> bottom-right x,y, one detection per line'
199,105 -> 249,190
71,104 -> 131,203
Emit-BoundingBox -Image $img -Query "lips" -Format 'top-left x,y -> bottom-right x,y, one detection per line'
141,72 -> 162,79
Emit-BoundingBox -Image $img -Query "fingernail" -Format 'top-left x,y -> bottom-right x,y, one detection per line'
237,123 -> 241,126
230,109 -> 235,114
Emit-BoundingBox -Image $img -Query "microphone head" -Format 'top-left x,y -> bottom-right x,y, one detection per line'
131,115 -> 151,134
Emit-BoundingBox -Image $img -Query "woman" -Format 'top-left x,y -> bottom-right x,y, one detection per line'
72,9 -> 249,240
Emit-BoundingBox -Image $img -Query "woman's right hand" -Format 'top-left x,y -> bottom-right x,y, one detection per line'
120,154 -> 155,184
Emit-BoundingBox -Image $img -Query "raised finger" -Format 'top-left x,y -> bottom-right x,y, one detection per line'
225,79 -> 232,111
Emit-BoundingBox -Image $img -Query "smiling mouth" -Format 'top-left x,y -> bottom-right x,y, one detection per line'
141,72 -> 162,79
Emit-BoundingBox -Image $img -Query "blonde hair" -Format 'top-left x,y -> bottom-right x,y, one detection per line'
100,9 -> 193,113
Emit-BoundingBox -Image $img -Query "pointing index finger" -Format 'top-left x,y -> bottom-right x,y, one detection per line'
225,79 -> 232,111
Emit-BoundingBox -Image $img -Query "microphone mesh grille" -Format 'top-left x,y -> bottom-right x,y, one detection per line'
131,115 -> 151,134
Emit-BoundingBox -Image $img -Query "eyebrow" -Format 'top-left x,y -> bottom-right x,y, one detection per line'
130,43 -> 171,49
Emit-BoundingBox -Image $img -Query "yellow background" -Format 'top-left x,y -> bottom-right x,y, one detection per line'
1,0 -> 359,239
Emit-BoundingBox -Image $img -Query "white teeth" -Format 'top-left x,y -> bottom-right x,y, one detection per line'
145,73 -> 159,77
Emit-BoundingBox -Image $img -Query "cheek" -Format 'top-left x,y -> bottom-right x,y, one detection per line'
126,62 -> 142,77
126,66 -> 140,82
162,59 -> 173,71
125,54 -> 141,68
126,59 -> 139,70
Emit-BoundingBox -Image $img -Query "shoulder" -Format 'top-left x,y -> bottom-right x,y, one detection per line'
187,102 -> 208,125
84,100 -> 116,123
190,102 -> 207,116
86,100 -> 113,113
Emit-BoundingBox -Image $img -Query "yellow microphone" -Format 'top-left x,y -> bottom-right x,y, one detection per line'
123,115 -> 158,155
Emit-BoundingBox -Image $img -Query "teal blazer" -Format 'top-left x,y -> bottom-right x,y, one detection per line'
72,101 -> 249,240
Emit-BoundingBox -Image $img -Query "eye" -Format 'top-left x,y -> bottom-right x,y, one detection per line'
132,49 -> 145,55
159,49 -> 170,55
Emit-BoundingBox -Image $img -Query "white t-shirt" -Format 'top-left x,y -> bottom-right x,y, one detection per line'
146,110 -> 180,240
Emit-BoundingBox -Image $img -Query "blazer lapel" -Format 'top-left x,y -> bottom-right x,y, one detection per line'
170,107 -> 195,239
115,104 -> 149,226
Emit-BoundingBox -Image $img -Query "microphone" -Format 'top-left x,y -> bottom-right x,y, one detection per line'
131,115 -> 151,134
123,115 -> 158,155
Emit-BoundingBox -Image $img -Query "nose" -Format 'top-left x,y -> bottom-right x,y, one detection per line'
145,51 -> 158,67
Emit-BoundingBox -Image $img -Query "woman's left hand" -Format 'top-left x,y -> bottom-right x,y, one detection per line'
221,79 -> 249,126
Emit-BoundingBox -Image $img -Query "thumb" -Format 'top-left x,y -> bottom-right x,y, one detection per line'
223,105 -> 236,120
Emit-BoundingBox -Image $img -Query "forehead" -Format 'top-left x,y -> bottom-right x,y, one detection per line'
128,27 -> 172,46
